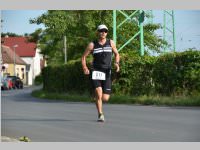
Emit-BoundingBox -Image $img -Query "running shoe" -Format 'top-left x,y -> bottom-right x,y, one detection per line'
97,113 -> 105,122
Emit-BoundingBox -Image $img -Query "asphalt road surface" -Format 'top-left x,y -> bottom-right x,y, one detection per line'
1,86 -> 200,142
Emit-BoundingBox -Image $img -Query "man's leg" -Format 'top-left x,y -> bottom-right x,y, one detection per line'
95,87 -> 103,115
102,72 -> 111,102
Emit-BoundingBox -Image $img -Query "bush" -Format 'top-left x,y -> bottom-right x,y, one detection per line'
34,74 -> 43,85
42,50 -> 200,96
42,59 -> 92,94
153,50 -> 200,96
112,53 -> 156,95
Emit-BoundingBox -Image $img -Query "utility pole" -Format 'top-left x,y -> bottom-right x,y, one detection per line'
163,10 -> 176,52
13,45 -> 18,76
64,36 -> 67,63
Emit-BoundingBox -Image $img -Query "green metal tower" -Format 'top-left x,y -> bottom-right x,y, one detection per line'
163,10 -> 176,52
113,10 -> 145,56
113,10 -> 176,55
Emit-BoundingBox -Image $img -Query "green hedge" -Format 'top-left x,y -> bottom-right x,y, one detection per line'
111,53 -> 156,95
42,59 -> 92,94
34,74 -> 43,85
42,50 -> 200,96
153,50 -> 200,96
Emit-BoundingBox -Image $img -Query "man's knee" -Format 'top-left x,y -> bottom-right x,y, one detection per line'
95,87 -> 102,100
102,94 -> 110,102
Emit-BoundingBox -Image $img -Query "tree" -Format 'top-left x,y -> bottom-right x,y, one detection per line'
30,10 -> 166,65
24,33 -> 29,37
1,32 -> 22,37
28,28 -> 43,43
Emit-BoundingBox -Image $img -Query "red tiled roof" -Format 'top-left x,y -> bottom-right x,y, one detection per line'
1,45 -> 27,65
2,36 -> 36,57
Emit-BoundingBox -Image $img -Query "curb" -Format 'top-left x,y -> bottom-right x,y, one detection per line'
1,136 -> 20,142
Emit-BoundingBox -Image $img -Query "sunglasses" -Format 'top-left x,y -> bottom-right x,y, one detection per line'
98,29 -> 108,33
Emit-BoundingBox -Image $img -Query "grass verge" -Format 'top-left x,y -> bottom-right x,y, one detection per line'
32,89 -> 200,106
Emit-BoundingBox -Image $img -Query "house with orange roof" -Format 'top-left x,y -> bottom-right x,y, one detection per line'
1,45 -> 27,83
2,36 -> 46,85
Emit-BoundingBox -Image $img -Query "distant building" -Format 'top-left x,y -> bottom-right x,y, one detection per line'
1,45 -> 27,83
2,36 -> 46,85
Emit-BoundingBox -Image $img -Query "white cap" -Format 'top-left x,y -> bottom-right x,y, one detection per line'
97,24 -> 108,31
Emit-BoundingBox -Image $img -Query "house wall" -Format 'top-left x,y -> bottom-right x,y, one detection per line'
2,47 -> 44,86
15,64 -> 26,83
33,48 -> 42,77
21,57 -> 34,85
1,63 -> 26,83
2,63 -> 13,76
22,48 -> 43,85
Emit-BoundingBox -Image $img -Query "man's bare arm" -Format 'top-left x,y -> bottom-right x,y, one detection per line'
81,42 -> 94,74
110,40 -> 120,72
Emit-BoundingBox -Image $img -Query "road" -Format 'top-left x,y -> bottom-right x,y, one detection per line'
1,86 -> 200,142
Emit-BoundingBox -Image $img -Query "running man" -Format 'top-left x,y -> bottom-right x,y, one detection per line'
81,24 -> 120,122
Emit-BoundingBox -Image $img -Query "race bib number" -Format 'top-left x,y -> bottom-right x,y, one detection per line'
92,71 -> 106,80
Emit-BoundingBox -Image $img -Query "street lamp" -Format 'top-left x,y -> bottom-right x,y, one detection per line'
13,44 -> 18,76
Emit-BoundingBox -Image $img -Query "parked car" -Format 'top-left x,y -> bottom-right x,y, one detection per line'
7,76 -> 23,89
1,77 -> 13,90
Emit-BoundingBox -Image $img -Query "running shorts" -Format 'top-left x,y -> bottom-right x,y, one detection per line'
90,68 -> 112,94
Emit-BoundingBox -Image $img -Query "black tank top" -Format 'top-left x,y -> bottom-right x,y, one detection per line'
92,39 -> 112,69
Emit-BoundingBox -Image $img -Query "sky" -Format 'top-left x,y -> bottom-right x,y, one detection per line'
1,10 -> 46,34
1,10 -> 200,51
153,10 -> 200,52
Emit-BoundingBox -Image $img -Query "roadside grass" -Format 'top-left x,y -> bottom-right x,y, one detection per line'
32,90 -> 92,102
32,89 -> 200,106
109,94 -> 200,106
